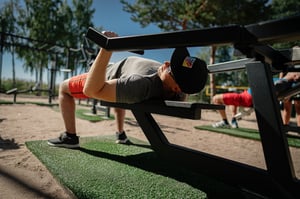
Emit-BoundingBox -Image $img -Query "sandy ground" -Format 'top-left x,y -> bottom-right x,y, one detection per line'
0,94 -> 299,199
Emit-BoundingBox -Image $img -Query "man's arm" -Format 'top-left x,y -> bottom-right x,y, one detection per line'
83,31 -> 118,102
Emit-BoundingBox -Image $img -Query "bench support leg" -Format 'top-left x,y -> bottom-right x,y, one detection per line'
13,93 -> 17,103
246,61 -> 300,197
131,108 -> 300,198
131,111 -> 169,151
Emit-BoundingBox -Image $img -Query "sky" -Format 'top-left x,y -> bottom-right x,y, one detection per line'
1,0 -> 201,83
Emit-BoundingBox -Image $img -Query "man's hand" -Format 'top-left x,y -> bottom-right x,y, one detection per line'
101,31 -> 118,38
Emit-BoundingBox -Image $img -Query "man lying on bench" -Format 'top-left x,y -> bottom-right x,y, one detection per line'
276,72 -> 300,127
212,88 -> 252,128
47,31 -> 208,148
211,72 -> 300,129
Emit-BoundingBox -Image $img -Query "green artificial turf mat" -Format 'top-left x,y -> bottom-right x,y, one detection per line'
195,125 -> 300,148
26,136 -> 243,199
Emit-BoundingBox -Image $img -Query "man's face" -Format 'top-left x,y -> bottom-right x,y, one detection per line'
160,62 -> 181,94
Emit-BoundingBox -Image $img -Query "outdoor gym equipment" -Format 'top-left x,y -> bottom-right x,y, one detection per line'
86,14 -> 300,198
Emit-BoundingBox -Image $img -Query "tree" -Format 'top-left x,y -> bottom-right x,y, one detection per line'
270,0 -> 300,49
59,0 -> 95,74
121,0 -> 216,31
0,0 -> 23,89
271,0 -> 300,19
2,0 -> 95,89
121,0 -> 270,100
14,0 -> 64,86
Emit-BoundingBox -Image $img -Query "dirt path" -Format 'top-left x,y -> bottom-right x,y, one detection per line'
0,94 -> 299,198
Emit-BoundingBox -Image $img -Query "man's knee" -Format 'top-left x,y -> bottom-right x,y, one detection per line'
212,94 -> 223,104
59,79 -> 71,98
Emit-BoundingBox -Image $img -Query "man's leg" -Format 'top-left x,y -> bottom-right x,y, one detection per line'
293,100 -> 300,126
114,108 -> 125,133
212,94 -> 228,120
48,79 -> 79,148
229,105 -> 238,119
114,108 -> 130,144
282,99 -> 292,125
59,80 -> 76,134
229,105 -> 239,128
212,94 -> 230,128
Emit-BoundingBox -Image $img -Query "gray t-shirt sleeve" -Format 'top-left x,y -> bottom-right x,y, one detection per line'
116,74 -> 163,104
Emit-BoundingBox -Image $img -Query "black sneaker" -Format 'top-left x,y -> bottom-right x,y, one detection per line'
212,120 -> 230,128
47,132 -> 79,148
231,119 -> 239,128
115,131 -> 129,144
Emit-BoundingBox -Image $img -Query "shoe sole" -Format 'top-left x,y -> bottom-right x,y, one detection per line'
47,141 -> 80,148
115,139 -> 129,144
212,126 -> 231,128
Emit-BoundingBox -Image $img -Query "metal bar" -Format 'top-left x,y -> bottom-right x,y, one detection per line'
253,45 -> 291,70
247,61 -> 294,176
86,15 -> 300,51
277,82 -> 300,100
209,47 -> 300,73
280,47 -> 300,63
246,61 -> 300,198
246,14 -> 300,44
86,27 -> 144,55
207,58 -> 253,73
86,25 -> 252,51
86,27 -> 108,48
101,100 -> 225,120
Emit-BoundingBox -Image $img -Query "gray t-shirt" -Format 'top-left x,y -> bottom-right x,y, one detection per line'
106,56 -> 163,104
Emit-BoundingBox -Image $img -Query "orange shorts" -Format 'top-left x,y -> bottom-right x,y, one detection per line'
223,90 -> 253,107
68,73 -> 89,99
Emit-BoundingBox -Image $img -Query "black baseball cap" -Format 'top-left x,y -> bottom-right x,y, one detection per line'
170,47 -> 208,94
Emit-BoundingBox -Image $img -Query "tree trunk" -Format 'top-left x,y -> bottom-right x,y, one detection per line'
37,62 -> 43,96
11,46 -> 16,88
209,45 -> 216,103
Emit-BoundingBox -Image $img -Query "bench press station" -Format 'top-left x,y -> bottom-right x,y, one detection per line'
86,15 -> 300,198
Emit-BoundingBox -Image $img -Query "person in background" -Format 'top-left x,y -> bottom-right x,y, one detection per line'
212,71 -> 300,129
276,72 -> 300,126
211,89 -> 252,128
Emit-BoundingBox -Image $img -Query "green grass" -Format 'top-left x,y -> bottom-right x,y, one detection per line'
75,108 -> 114,122
26,136 -> 242,199
195,125 -> 300,148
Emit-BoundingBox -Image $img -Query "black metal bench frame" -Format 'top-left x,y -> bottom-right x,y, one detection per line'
86,14 -> 300,198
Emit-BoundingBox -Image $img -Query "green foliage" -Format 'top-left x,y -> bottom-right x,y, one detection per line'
121,0 -> 270,31
1,78 -> 58,96
0,0 -> 95,82
271,0 -> 300,19
121,0 -> 216,30
208,0 -> 270,25
270,0 -> 300,49
2,78 -> 36,91
121,0 -> 272,99
0,0 -> 24,43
